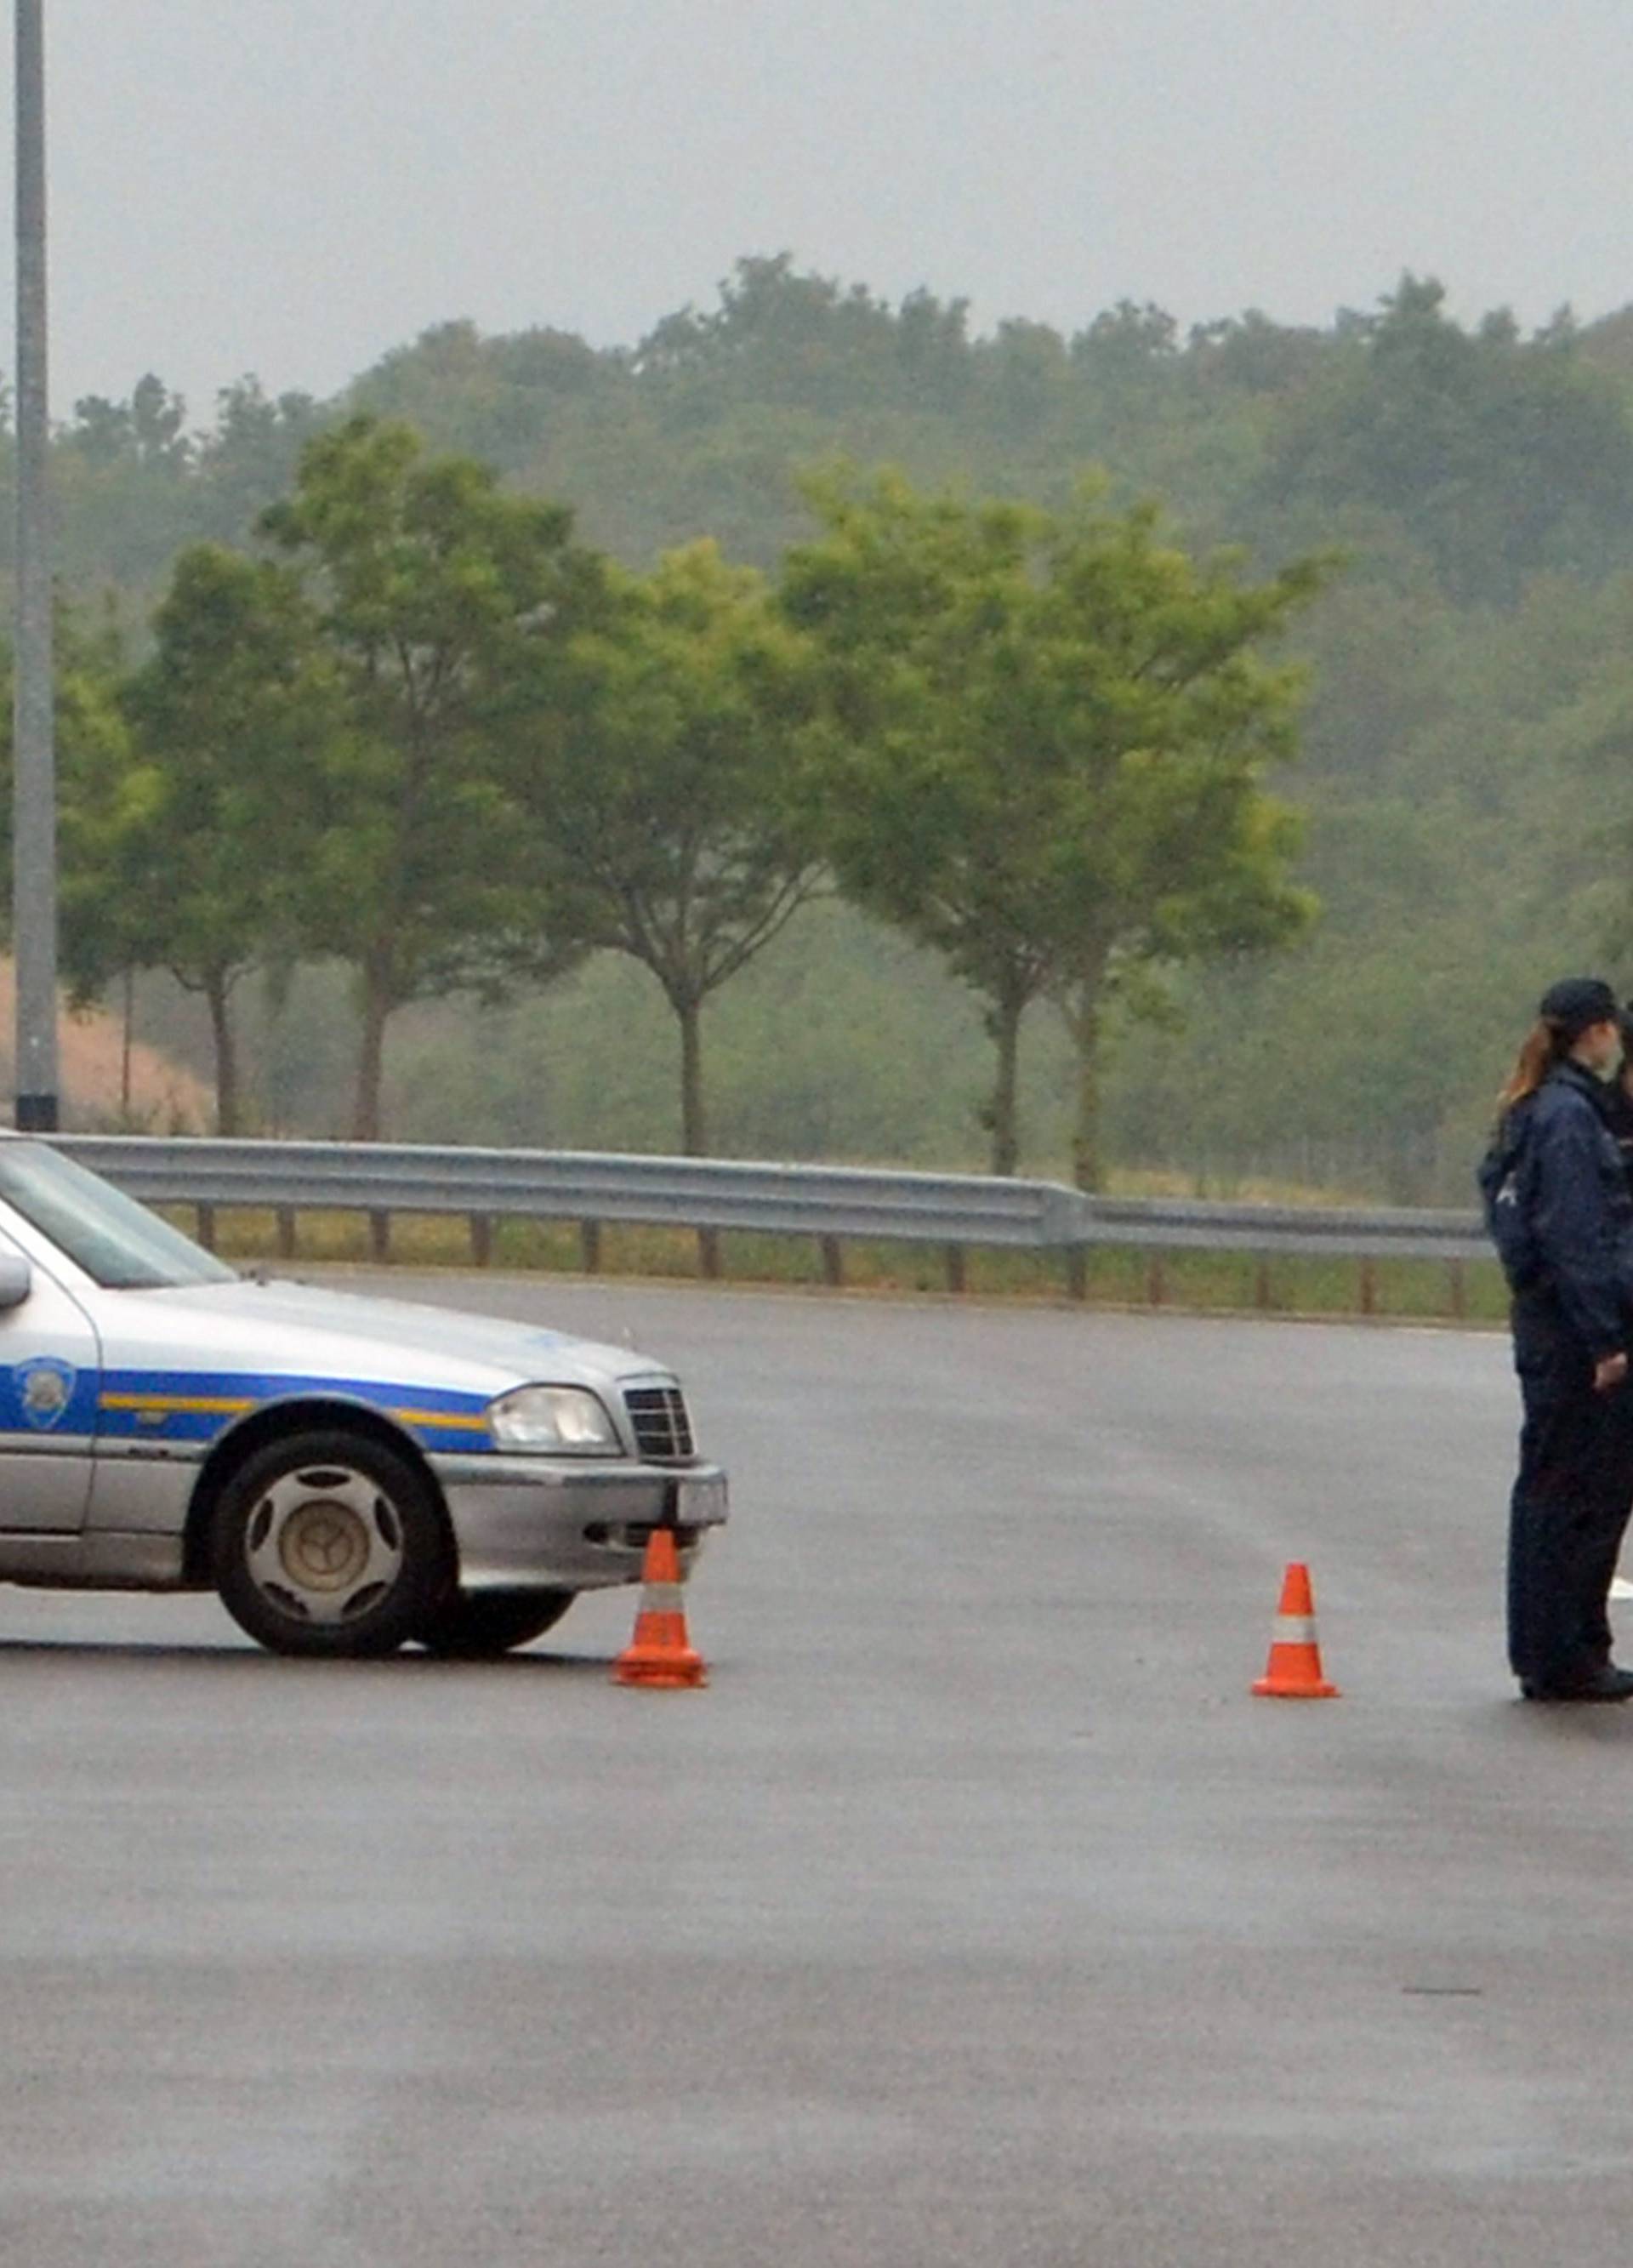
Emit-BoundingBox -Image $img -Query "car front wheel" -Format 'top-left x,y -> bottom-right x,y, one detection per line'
211,1429 -> 452,1658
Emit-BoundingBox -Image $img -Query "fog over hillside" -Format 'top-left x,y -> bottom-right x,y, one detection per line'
14,0 -> 1633,417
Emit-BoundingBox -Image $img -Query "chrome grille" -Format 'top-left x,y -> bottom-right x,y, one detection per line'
623,1384 -> 696,1463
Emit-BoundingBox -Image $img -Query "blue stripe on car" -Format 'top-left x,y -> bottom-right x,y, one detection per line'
96,1370 -> 494,1450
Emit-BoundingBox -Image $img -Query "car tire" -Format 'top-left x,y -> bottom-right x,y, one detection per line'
211,1428 -> 452,1659
416,1589 -> 576,1659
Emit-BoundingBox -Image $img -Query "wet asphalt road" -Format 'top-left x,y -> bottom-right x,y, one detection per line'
3,1274 -> 1633,2265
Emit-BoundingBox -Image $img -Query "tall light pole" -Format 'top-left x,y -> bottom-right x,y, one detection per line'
13,0 -> 56,1131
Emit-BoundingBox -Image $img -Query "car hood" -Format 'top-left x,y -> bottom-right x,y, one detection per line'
90,1274 -> 671,1403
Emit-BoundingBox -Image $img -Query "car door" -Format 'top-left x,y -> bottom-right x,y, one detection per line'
0,1218 -> 101,1532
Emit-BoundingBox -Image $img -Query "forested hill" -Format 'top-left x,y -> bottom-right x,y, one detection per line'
21,260 -> 1633,1197
40,263 -> 1633,595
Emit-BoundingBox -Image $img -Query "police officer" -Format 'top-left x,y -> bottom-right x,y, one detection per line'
1499,977 -> 1633,1700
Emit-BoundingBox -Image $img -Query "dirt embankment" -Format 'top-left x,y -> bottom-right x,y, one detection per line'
0,965 -> 214,1130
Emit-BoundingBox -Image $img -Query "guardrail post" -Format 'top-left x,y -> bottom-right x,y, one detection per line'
1065,1245 -> 1087,1302
469,1214 -> 494,1268
945,1245 -> 966,1296
1448,1259 -> 1467,1320
369,1210 -> 391,1263
820,1235 -> 844,1289
276,1206 -> 297,1261
1254,1256 -> 1272,1313
1358,1257 -> 1378,1317
697,1227 -> 722,1281
1147,1253 -> 1166,1308
196,1202 -> 216,1251
579,1221 -> 602,1274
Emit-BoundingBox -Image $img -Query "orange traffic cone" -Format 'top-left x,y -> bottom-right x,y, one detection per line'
1252,1562 -> 1339,1698
613,1526 -> 708,1689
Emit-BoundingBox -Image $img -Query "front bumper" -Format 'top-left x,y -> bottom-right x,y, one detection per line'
430,1454 -> 728,1593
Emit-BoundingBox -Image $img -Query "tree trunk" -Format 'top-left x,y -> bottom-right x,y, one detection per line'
120,966 -> 134,1121
675,994 -> 719,1274
1067,979 -> 1106,1194
204,968 -> 241,1137
677,994 -> 708,1157
985,984 -> 1027,1177
353,963 -> 394,1143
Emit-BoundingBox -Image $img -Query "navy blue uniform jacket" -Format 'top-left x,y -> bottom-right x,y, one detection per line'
1513,1063 -> 1633,1361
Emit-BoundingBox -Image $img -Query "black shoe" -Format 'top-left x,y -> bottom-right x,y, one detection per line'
1521,1666 -> 1633,1702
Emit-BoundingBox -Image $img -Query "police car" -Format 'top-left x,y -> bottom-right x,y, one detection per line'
0,1138 -> 727,1655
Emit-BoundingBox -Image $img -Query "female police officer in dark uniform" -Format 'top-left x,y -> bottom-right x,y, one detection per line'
1496,977 -> 1633,1700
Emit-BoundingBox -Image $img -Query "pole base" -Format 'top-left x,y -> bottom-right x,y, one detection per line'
14,1093 -> 58,1132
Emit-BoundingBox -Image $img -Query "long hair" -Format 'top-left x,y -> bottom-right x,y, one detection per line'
1497,1018 -> 1569,1114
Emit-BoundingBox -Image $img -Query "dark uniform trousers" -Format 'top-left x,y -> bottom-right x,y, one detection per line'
1509,1302 -> 1633,1686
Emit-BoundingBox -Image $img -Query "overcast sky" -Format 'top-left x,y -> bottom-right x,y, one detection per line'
5,0 -> 1630,424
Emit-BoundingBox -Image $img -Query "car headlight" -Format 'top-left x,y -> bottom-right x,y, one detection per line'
486,1385 -> 621,1456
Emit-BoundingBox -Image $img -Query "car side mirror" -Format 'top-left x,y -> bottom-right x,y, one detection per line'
0,1254 -> 33,1310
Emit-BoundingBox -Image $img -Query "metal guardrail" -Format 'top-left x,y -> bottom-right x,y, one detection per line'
51,1138 -> 1090,1248
1074,1191 -> 1482,1261
43,1137 -> 1491,1308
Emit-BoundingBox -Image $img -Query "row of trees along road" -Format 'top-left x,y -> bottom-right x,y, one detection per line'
19,416 -> 1328,1183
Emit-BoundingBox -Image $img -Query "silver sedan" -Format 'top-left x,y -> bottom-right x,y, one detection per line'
0,1138 -> 727,1656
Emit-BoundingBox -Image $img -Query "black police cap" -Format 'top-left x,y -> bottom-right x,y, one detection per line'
1539,977 -> 1619,1040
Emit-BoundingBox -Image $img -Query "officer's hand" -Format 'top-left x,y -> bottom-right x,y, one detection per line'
1595,1353 -> 1630,1393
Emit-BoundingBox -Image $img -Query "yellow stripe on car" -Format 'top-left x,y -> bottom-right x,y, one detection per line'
388,1409 -> 492,1433
100,1392 -> 259,1417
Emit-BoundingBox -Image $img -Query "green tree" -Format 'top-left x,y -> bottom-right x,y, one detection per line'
515,540 -> 823,1156
1034,493 -> 1327,1188
783,471 -> 1325,1185
66,546 -> 339,1132
0,610 -> 168,1123
0,607 -> 129,941
781,476 -> 1061,1176
263,417 -> 593,1138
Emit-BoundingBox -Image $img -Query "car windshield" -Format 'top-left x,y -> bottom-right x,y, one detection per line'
0,1143 -> 239,1290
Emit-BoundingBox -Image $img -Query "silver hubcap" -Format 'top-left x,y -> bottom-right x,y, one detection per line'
244,1463 -> 405,1627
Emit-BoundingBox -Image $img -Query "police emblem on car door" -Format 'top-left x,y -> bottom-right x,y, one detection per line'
0,1230 -> 100,1532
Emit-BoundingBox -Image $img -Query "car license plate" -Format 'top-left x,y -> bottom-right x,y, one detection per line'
675,1472 -> 728,1525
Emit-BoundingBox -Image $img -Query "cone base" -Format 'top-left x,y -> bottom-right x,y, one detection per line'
1252,1676 -> 1339,1698
614,1648 -> 708,1689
